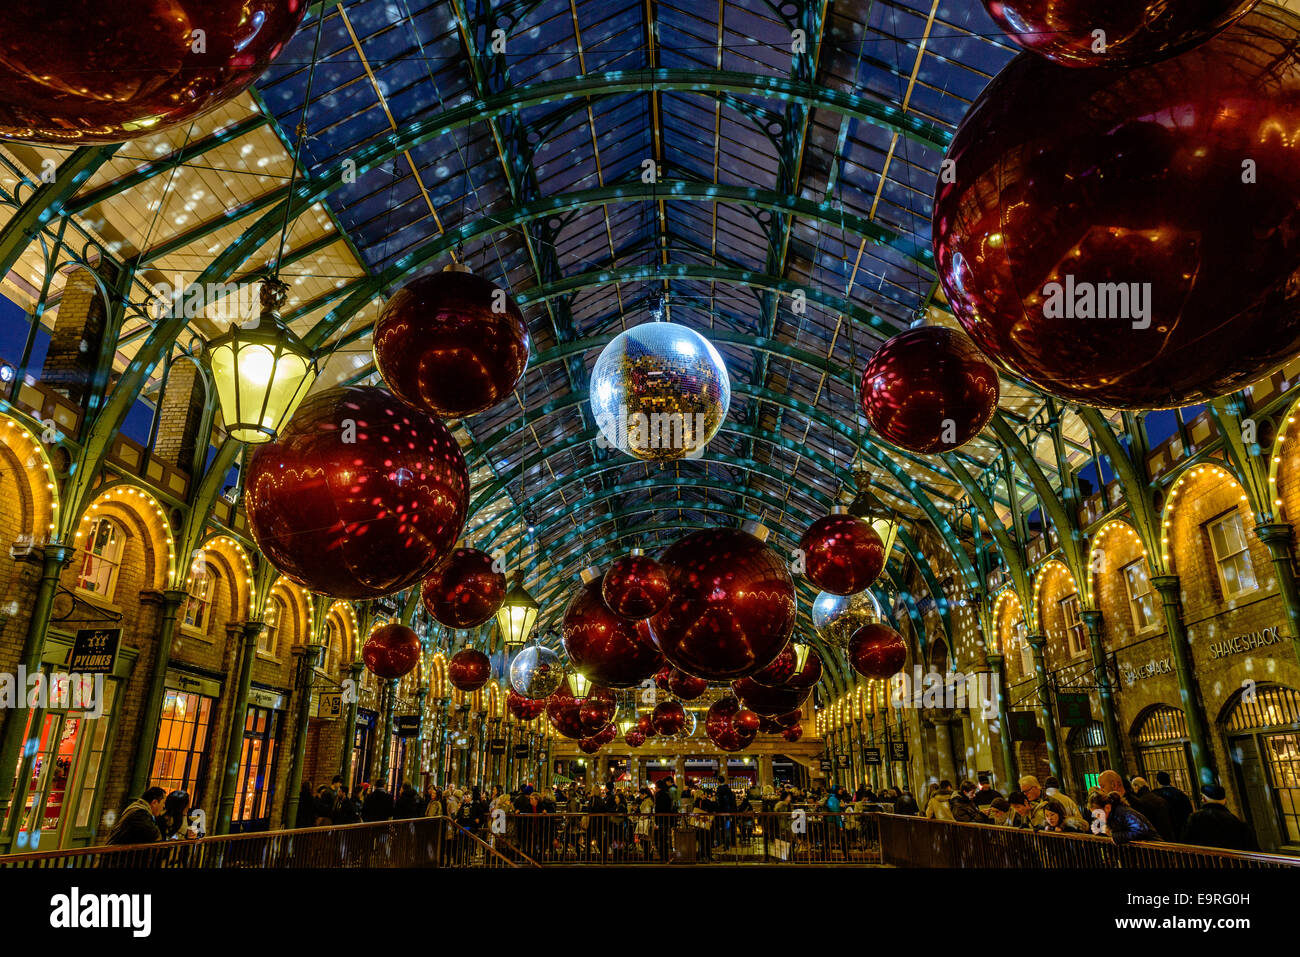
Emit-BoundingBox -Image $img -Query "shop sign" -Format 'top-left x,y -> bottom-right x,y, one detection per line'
1009,711 -> 1044,741
67,628 -> 120,674
1207,626 -> 1286,661
513,744 -> 529,758
317,692 -> 343,719
835,754 -> 850,769
248,688 -> 284,710
1120,656 -> 1172,685
888,740 -> 908,762
394,715 -> 420,736
818,758 -> 833,772
863,748 -> 882,765
1056,691 -> 1093,728
489,736 -> 507,754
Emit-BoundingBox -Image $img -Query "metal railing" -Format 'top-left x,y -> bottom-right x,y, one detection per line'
0,817 -> 528,869
874,814 -> 1300,868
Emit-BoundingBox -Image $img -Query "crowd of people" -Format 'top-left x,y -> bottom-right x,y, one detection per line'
912,770 -> 1258,851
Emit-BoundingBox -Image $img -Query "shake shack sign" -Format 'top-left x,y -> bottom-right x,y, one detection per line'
1121,656 -> 1172,685
1207,626 -> 1286,661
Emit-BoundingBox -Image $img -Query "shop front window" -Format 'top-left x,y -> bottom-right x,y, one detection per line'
149,690 -> 214,802
1059,593 -> 1087,657
233,706 -> 281,830
1134,704 -> 1193,795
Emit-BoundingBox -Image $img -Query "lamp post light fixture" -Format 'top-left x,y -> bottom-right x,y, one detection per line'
206,278 -> 317,444
495,575 -> 540,649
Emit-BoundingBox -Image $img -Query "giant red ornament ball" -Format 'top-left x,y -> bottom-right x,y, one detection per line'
667,668 -> 709,701
982,0 -> 1257,67
420,547 -> 506,628
561,580 -> 663,688
649,527 -> 796,680
750,643 -> 796,687
800,514 -> 886,596
546,679 -> 586,739
860,327 -> 999,453
625,729 -> 646,748
781,724 -> 804,743
848,623 -> 909,680
934,9 -> 1300,410
651,700 -> 687,736
594,721 -> 618,745
578,684 -> 618,736
635,715 -> 654,736
785,645 -> 823,691
245,387 -> 469,600
578,736 -> 602,755
0,1 -> 306,144
373,269 -> 530,418
361,623 -> 421,680
705,696 -> 756,752
733,708 -> 760,735
733,676 -> 812,717
448,648 -> 491,693
601,553 -> 671,619
507,689 -> 547,721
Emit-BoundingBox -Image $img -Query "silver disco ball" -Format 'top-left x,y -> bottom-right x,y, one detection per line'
589,321 -> 730,462
812,589 -> 884,648
509,643 -> 564,699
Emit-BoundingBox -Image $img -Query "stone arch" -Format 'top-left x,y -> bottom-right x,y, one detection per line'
72,482 -> 175,594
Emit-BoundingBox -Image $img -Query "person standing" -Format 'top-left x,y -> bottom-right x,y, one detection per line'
1128,776 -> 1176,841
950,780 -> 984,823
1153,771 -> 1195,840
1183,784 -> 1258,852
1043,776 -> 1082,822
973,775 -> 1003,807
924,780 -> 955,820
106,787 -> 166,845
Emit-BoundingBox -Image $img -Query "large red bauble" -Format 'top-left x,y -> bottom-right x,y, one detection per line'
705,697 -> 757,752
373,270 -> 530,418
758,715 -> 786,734
772,709 -> 803,730
594,722 -> 618,745
786,646 -> 823,692
711,725 -> 756,753
982,0 -> 1257,67
750,644 -> 796,687
733,709 -> 761,735
507,689 -> 546,721
0,2 -> 305,145
562,581 -> 663,688
934,10 -> 1300,410
848,623 -> 909,680
578,685 -> 618,736
625,729 -> 646,748
361,623 -> 421,680
667,669 -> 709,701
705,695 -> 741,740
800,514 -> 885,596
245,387 -> 469,599
636,715 -> 654,735
782,724 -> 804,743
860,327 -> 999,454
578,736 -> 602,755
420,548 -> 506,628
448,648 -> 491,692
649,528 -> 796,680
733,676 -> 811,717
601,554 -> 671,619
651,700 -> 687,736
546,680 -> 586,740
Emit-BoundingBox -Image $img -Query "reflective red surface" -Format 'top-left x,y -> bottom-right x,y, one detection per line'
800,514 -> 885,596
934,9 -> 1300,410
848,623 -> 909,680
0,1 -> 305,144
983,0 -> 1257,67
601,554 -> 671,619
772,709 -> 803,730
547,679 -> 586,740
757,715 -> 786,734
507,689 -> 547,721
561,580 -> 663,688
594,721 -> 618,745
781,724 -> 804,743
448,648 -> 491,692
245,387 -> 469,600
653,665 -> 674,695
420,547 -> 506,628
667,668 -> 709,701
578,736 -> 602,755
649,528 -> 796,681
651,700 -> 687,736
785,646 -> 823,692
625,729 -> 646,748
373,270 -> 530,418
636,714 -> 655,736
361,623 -> 421,680
860,327 -> 999,453
732,676 -> 812,717
706,697 -> 757,752
578,685 -> 618,736
750,643 -> 796,687
733,708 -> 760,735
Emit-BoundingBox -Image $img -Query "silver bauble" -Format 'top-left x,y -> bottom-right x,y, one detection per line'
509,643 -> 564,699
812,589 -> 884,648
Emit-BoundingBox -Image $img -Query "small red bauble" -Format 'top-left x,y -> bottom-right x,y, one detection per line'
934,9 -> 1300,410
782,724 -> 804,743
245,387 -> 469,600
420,548 -> 506,628
667,668 -> 709,701
982,0 -> 1256,67
861,327 -> 999,454
733,676 -> 811,717
705,695 -> 756,752
848,623 -> 908,680
562,580 -> 663,688
649,527 -> 796,680
601,554 -> 671,619
653,665 -> 674,694
448,648 -> 491,692
651,700 -> 687,736
625,729 -> 646,748
578,685 -> 618,736
594,722 -> 618,745
750,644 -> 796,687
373,269 -> 530,418
800,514 -> 885,596
546,679 -> 585,739
578,736 -> 602,755
362,623 -> 421,680
0,1 -> 306,145
733,709 -> 760,735
786,646 -> 823,692
507,689 -> 547,721
636,715 -> 654,736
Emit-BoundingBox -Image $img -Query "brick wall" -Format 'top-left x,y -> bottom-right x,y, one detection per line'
40,265 -> 116,407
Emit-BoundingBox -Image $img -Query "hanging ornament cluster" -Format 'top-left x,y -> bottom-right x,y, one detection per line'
860,326 -> 1000,453
799,513 -> 885,595
373,268 -> 531,419
579,721 -> 618,754
245,387 -> 469,600
935,7 -> 1300,410
545,677 -> 618,740
981,0 -> 1257,67
782,724 -> 804,743
561,580 -> 664,688
448,647 -> 491,693
732,673 -> 812,717
589,322 -> 730,462
848,622 -> 909,680
0,1 -> 306,144
705,695 -> 758,752
507,688 -> 547,721
361,622 -> 421,680
600,553 -> 671,619
421,547 -> 506,628
649,527 -> 796,680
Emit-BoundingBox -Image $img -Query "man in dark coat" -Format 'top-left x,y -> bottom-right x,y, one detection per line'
893,789 -> 919,815
950,780 -> 985,823
1153,771 -> 1195,839
106,787 -> 166,845
1129,776 -> 1177,841
362,785 -> 395,821
1183,784 -> 1258,852
716,776 -> 737,848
